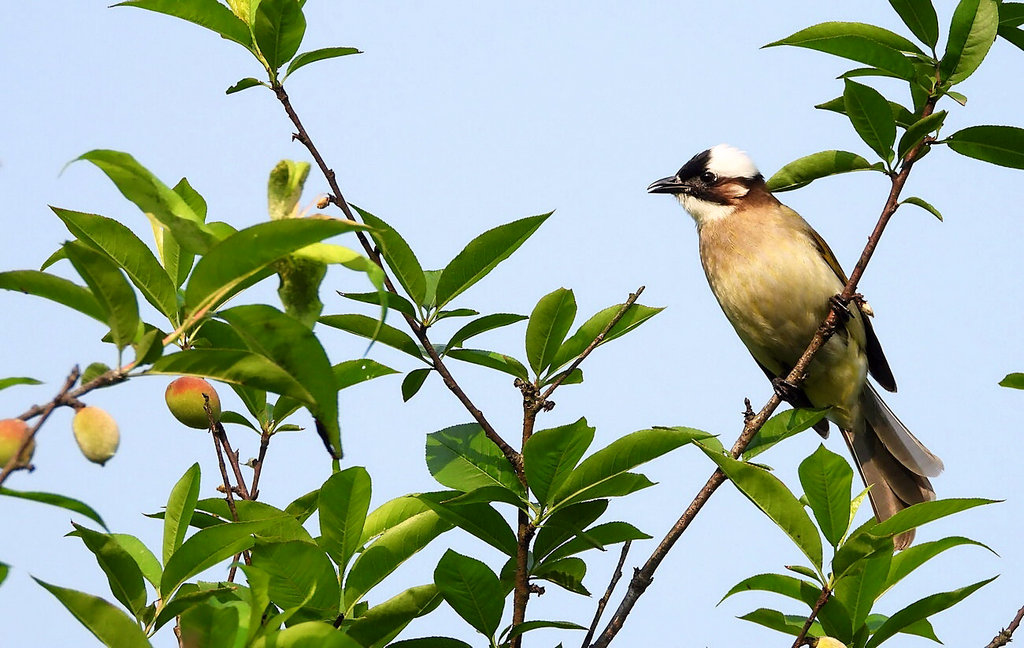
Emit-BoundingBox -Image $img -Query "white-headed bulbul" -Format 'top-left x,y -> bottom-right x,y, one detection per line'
649,144 -> 943,549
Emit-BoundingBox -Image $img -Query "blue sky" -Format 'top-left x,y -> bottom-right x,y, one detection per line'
2,2 -> 1024,646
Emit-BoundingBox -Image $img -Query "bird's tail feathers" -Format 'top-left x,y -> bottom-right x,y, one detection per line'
861,384 -> 944,478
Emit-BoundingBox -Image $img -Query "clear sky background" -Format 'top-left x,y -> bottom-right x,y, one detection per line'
2,2 -> 1023,647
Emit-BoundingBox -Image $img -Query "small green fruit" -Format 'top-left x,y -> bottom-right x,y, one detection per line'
165,377 -> 221,429
72,406 -> 120,466
0,418 -> 34,468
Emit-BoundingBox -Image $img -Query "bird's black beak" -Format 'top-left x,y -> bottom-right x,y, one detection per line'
647,175 -> 687,194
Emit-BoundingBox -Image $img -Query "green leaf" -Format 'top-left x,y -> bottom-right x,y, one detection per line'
0,376 -> 42,391
551,427 -> 708,507
533,557 -> 589,595
106,534 -> 163,591
799,445 -> 853,548
219,304 -> 341,456
163,463 -> 201,565
285,46 -> 361,78
34,578 -> 152,648
341,291 -> 417,319
319,467 -> 372,570
446,313 -> 527,350
886,536 -> 994,591
941,0 -> 999,84
0,271 -> 106,323
346,584 -> 442,648
833,520 -> 894,581
534,500 -> 608,560
697,442 -> 823,570
554,472 -> 655,508
816,96 -> 917,129
76,150 -> 218,255
844,80 -> 897,161
548,303 -> 663,373
505,620 -> 586,641
152,584 -> 239,633
115,0 -> 252,49
161,518 -> 281,599
0,563 -> 7,587
1000,24 -> 1024,53
897,112 -> 947,162
254,0 -> 306,71
888,0 -> 940,47
402,368 -> 430,401
767,150 -> 883,193
267,159 -> 310,221
542,521 -> 651,564
251,540 -> 340,623
445,348 -> 529,380
334,359 -> 399,390
226,77 -> 264,94
721,572 -> 821,606
0,488 -> 107,529
526,288 -> 577,375
946,126 -> 1024,169
900,196 -> 943,220
835,551 -> 891,633
52,208 -> 179,321
433,550 -> 504,637
251,621 -> 361,648
360,496 -> 432,545
344,510 -> 452,613
319,313 -> 424,360
388,639 -> 472,648
355,207 -> 427,307
738,608 -> 822,637
435,213 -> 550,308
865,577 -> 996,648
743,408 -> 829,460
418,495 -> 518,557
523,418 -> 595,506
149,349 -> 314,403
765,22 -> 919,79
72,524 -> 147,619
185,219 -> 361,316
425,423 -> 524,495
63,241 -> 140,350
870,497 -> 998,539
1000,372 -> 1024,389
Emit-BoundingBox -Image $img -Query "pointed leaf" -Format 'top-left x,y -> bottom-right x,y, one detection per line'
341,291 -> 417,318
319,313 -> 424,360
434,550 -> 504,637
419,496 -> 517,557
698,442 -> 823,570
445,348 -> 529,379
334,359 -> 399,390
738,608 -> 822,637
844,80 -> 897,161
72,523 -> 147,619
870,498 -> 998,539
319,466 -> 372,570
888,0 -> 940,47
506,620 -> 586,641
63,241 -> 140,350
107,533 -> 163,591
835,551 -> 891,632
941,0 -> 999,84
555,472 -> 656,508
865,577 -> 996,648
551,427 -> 708,507
425,423 -> 524,495
886,536 -> 994,591
161,518 -> 281,598
533,556 -> 589,595
542,521 -> 651,564
354,207 -> 426,307
34,579 -> 152,648
52,208 -> 178,320
251,621 -> 361,648
720,572 -> 822,607
743,408 -> 830,460
254,0 -> 306,71
900,196 -> 943,220
767,150 -> 882,192
524,418 -> 595,505
1000,372 -> 1024,389
548,303 -> 663,372
0,271 -> 106,323
435,213 -> 550,308
251,540 -> 340,623
114,0 -> 252,48
0,376 -> 42,391
534,500 -> 608,561
150,349 -> 314,404
896,111 -> 946,161
163,463 -> 201,565
765,22 -> 919,78
346,584 -> 442,648
946,126 -> 1024,169
799,445 -> 853,547
227,77 -> 263,94
0,488 -> 107,529
446,313 -> 528,350
402,368 -> 430,401
526,288 -> 577,374
286,46 -> 361,78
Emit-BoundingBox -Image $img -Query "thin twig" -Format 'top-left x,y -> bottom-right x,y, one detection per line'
582,541 -> 632,648
272,82 -> 521,474
249,431 -> 272,500
1,368 -> 81,487
590,95 -> 940,648
792,586 -> 831,648
984,602 -> 1024,648
214,422 -> 251,500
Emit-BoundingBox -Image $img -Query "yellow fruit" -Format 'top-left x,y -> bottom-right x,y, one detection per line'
0,418 -> 34,468
72,407 -> 120,466
165,377 -> 221,429
812,638 -> 848,648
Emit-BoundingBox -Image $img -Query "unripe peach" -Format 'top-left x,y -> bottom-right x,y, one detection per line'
812,638 -> 848,648
0,418 -> 34,468
165,377 -> 221,429
72,406 -> 120,466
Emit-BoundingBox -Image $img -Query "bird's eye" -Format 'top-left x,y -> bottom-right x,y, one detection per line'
700,171 -> 717,184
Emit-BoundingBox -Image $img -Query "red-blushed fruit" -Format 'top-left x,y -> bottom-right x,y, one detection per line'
165,376 -> 221,429
72,406 -> 120,466
0,418 -> 34,468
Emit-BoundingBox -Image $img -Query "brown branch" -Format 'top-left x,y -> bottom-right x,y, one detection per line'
271,82 -> 521,474
792,586 -> 831,648
582,541 -> 632,648
510,511 -> 536,648
249,430 -> 272,501
590,96 -> 940,648
985,603 -> 1024,648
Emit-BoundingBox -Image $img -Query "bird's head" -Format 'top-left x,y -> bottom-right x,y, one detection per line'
648,144 -> 766,224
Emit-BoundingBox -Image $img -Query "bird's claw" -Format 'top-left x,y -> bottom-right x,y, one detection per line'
829,294 -> 852,323
771,377 -> 802,403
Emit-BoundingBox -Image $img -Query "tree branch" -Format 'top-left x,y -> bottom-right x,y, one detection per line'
984,602 -> 1024,648
582,541 -> 632,648
792,586 -> 831,648
590,98 -> 939,648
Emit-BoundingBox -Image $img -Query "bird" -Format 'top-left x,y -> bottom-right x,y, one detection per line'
648,144 -> 943,549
